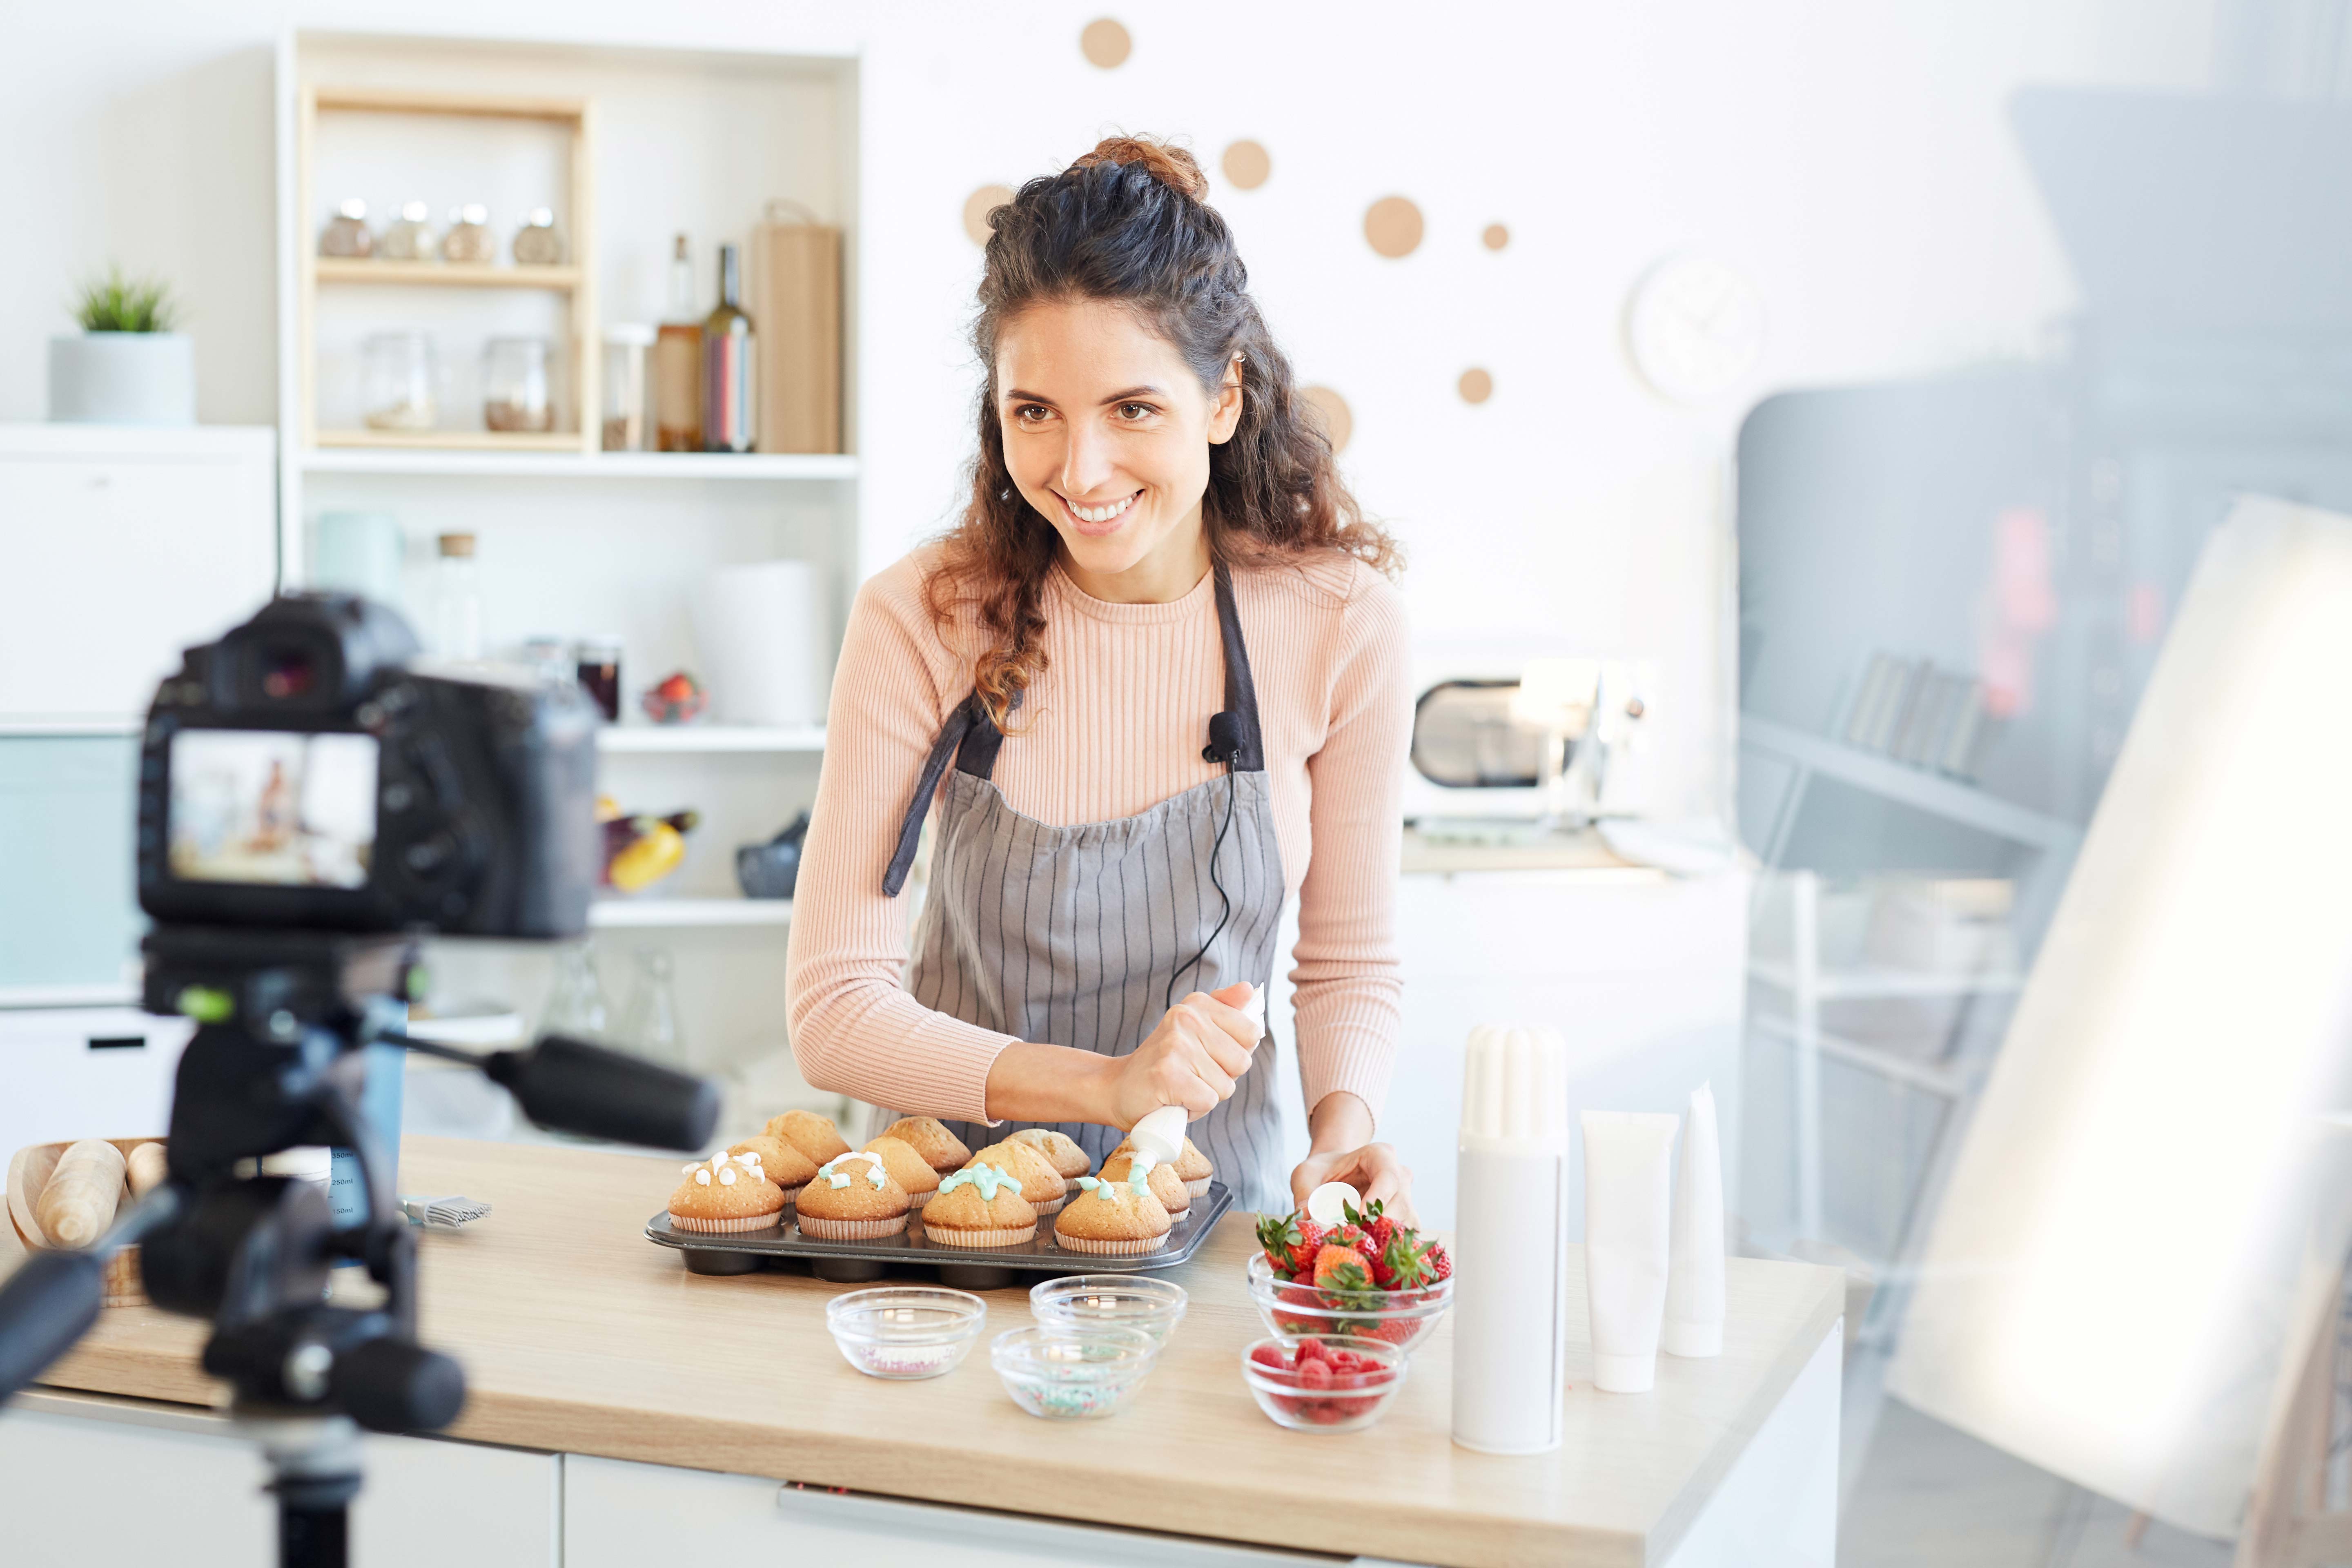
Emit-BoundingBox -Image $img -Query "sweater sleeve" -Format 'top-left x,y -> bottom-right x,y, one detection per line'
784,562 -> 1016,1122
1287,568 -> 1411,1125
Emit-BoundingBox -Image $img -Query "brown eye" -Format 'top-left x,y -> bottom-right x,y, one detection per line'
1118,403 -> 1154,421
1015,404 -> 1051,424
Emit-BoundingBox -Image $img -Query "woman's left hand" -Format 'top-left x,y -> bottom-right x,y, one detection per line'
1289,1141 -> 1417,1229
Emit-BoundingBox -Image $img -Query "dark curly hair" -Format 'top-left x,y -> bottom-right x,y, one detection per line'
924,135 -> 1400,727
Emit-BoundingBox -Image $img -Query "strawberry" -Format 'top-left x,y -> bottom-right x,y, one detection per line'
1324,1221 -> 1370,1258
1312,1244 -> 1374,1293
1377,1234 -> 1432,1290
1345,1198 -> 1400,1260
1254,1211 -> 1327,1276
1420,1238 -> 1452,1283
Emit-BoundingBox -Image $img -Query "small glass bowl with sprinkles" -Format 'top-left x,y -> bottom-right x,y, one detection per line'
1029,1274 -> 1189,1345
825,1287 -> 988,1380
989,1324 -> 1160,1419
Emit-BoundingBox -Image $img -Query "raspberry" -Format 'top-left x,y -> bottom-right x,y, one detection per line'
1249,1345 -> 1289,1374
1294,1337 -> 1330,1365
1298,1357 -> 1334,1390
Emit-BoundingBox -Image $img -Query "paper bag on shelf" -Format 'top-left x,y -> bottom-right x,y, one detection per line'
751,201 -> 843,455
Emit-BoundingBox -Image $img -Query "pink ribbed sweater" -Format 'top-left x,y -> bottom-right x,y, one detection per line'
784,544 -> 1410,1127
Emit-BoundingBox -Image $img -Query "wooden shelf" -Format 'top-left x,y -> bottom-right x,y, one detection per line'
587,898 -> 791,929
597,725 -> 825,754
312,85 -> 589,122
312,428 -> 588,453
314,259 -> 581,290
301,449 -> 856,479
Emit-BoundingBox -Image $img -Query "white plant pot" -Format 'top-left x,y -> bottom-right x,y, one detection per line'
47,332 -> 196,425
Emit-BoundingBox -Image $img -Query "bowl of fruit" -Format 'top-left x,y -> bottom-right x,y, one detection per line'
1248,1199 -> 1453,1356
1242,1334 -> 1407,1433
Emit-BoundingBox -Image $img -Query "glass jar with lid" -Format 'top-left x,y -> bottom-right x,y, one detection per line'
318,198 -> 373,259
361,332 -> 437,431
483,337 -> 554,433
443,204 -> 495,264
378,201 -> 439,262
512,207 -> 566,266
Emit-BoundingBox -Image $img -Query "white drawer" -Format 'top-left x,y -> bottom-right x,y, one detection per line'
0,1006 -> 192,1159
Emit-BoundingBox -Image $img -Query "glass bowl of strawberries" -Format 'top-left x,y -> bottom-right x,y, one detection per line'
1242,1334 -> 1408,1432
1248,1199 -> 1454,1355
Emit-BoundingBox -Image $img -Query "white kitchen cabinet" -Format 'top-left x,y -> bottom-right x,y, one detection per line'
0,425 -> 278,724
0,1005 -> 192,1160
0,1392 -> 558,1568
563,1453 -> 1335,1565
1380,866 -> 1748,1233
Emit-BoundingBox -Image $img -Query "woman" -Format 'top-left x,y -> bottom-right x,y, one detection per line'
785,136 -> 1414,1219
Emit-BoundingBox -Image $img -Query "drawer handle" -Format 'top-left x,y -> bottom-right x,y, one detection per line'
87,1036 -> 145,1051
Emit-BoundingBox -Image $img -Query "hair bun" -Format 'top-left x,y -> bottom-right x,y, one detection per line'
1069,135 -> 1209,201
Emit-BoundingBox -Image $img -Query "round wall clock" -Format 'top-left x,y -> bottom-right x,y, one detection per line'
1623,255 -> 1764,404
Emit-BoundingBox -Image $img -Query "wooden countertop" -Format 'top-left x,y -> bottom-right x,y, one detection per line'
27,1138 -> 1842,1568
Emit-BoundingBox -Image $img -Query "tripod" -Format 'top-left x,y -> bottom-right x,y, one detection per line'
0,924 -> 718,1568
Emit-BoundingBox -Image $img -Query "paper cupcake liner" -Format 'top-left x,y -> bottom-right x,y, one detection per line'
1029,1194 -> 1067,1215
1184,1176 -> 1211,1197
796,1214 -> 910,1241
906,1189 -> 937,1211
778,1184 -> 806,1206
1054,1230 -> 1170,1256
670,1207 -> 786,1234
921,1222 -> 1037,1248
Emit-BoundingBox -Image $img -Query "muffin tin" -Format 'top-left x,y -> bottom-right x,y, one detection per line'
646,1180 -> 1232,1291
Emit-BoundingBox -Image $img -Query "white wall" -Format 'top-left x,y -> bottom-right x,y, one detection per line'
1,0 -> 2219,822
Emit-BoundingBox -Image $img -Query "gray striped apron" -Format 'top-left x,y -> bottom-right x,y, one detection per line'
879,561 -> 1288,1214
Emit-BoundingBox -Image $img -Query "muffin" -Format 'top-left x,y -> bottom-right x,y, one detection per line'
880,1116 -> 971,1174
794,1150 -> 911,1240
1053,1170 -> 1174,1256
768,1109 -> 852,1166
1009,1127 -> 1094,1180
921,1163 -> 1038,1247
966,1139 -> 1068,1214
666,1152 -> 786,1234
1099,1151 -> 1189,1216
859,1134 -> 942,1210
726,1134 -> 818,1204
1169,1136 -> 1214,1197
1111,1132 -> 1213,1198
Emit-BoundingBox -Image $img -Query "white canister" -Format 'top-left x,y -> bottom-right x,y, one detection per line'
47,332 -> 196,425
693,561 -> 824,727
1452,1023 -> 1571,1455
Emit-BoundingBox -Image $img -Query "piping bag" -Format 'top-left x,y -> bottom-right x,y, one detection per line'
1126,983 -> 1265,1171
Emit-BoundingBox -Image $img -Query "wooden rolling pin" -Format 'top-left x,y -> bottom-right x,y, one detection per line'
127,1141 -> 169,1198
37,1139 -> 126,1249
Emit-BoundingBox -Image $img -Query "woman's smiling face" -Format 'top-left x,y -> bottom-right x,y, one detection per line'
995,295 -> 1243,600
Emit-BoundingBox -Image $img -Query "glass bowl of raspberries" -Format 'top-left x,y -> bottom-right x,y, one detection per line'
1248,1198 -> 1454,1356
1242,1334 -> 1408,1432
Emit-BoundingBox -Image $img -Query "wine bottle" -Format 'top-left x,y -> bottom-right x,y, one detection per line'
654,234 -> 702,452
702,243 -> 757,454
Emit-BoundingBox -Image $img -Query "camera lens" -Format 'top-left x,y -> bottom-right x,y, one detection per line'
262,648 -> 317,700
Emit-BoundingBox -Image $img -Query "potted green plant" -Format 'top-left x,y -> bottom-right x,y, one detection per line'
47,267 -> 194,425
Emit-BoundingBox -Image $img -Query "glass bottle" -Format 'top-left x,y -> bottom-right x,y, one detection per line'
319,198 -> 373,258
443,204 -> 495,264
602,323 -> 655,451
543,940 -> 611,1041
433,532 -> 483,661
619,948 -> 685,1064
379,201 -> 439,262
574,635 -> 623,722
654,234 -> 703,452
512,206 -> 565,265
702,243 -> 757,454
483,337 -> 554,433
361,332 -> 437,431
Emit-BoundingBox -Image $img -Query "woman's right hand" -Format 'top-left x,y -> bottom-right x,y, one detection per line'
1106,981 -> 1261,1128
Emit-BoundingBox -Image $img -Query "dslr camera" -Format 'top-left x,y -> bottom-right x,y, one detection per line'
137,592 -> 599,936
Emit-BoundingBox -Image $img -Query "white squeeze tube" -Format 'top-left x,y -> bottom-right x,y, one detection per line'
1581,1109 -> 1680,1393
1452,1025 -> 1571,1454
1662,1082 -> 1725,1358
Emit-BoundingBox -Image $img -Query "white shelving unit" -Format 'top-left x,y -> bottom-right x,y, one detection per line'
588,898 -> 792,929
596,725 -> 825,754
273,30 -> 861,1109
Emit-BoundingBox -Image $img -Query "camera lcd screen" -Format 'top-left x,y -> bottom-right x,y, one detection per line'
167,729 -> 379,890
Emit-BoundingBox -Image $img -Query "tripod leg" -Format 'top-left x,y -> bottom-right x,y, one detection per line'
279,1500 -> 349,1568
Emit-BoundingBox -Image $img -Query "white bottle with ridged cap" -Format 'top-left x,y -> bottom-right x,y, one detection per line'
1452,1024 -> 1571,1454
